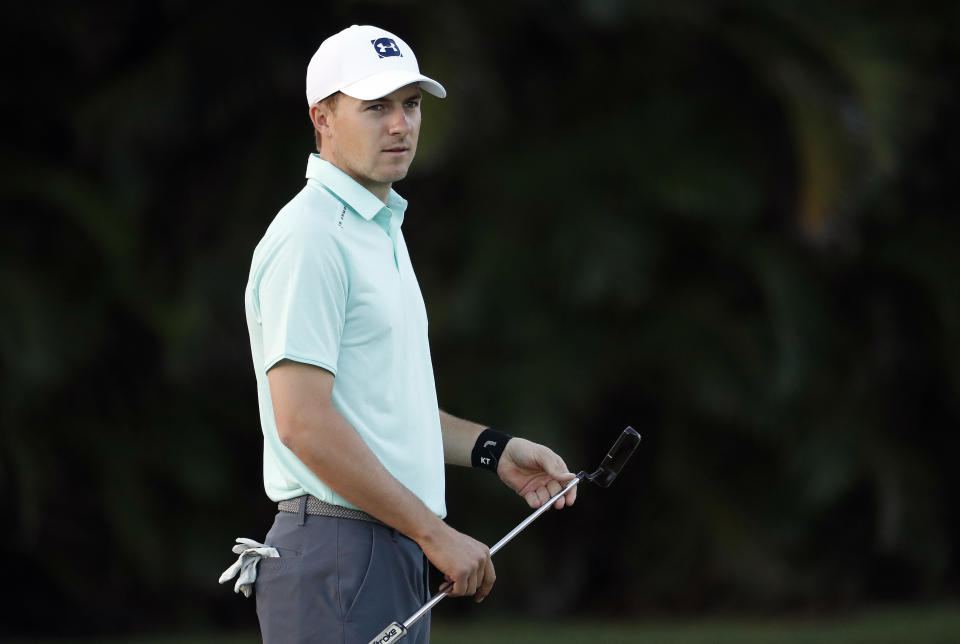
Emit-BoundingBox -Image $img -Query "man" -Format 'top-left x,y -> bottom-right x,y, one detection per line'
243,25 -> 577,643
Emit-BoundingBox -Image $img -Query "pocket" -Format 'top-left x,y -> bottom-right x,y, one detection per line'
255,545 -> 305,643
338,521 -> 376,619
254,546 -> 301,583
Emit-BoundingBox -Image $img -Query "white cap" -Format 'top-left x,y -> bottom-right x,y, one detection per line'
306,25 -> 447,105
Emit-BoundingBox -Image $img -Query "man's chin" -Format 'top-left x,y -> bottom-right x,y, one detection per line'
378,167 -> 411,184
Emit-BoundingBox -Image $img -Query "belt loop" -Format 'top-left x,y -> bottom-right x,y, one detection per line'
297,495 -> 307,526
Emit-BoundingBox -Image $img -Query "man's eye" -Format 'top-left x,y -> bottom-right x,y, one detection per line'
368,104 -> 385,112
404,101 -> 420,109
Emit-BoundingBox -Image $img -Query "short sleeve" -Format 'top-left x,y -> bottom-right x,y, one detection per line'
257,230 -> 347,374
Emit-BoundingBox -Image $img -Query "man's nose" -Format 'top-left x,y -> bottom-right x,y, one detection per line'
387,108 -> 411,135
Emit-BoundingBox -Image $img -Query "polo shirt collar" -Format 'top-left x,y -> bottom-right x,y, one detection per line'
306,154 -> 407,222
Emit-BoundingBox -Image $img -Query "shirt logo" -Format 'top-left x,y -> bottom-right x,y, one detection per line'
371,38 -> 402,58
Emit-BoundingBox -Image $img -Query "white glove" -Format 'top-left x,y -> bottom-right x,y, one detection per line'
218,537 -> 280,597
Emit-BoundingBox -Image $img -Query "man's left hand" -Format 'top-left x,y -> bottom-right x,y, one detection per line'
497,438 -> 577,510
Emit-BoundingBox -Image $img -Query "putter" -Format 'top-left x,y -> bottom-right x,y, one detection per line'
368,426 -> 641,644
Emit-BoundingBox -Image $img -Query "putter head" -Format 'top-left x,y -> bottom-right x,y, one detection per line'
585,426 -> 641,487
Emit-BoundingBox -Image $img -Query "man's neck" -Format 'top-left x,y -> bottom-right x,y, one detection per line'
361,181 -> 391,205
320,153 -> 391,205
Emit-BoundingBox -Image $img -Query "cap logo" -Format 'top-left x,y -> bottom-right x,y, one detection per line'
371,38 -> 402,58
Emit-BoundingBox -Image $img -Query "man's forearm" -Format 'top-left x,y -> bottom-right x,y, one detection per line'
282,404 -> 444,544
439,409 -> 488,467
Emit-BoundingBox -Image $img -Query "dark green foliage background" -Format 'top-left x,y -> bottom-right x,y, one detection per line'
2,0 -> 958,637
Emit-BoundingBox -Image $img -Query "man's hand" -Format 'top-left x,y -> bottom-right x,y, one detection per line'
497,438 -> 578,510
419,523 -> 495,603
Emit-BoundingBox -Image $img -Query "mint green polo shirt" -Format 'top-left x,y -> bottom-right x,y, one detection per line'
244,154 -> 446,518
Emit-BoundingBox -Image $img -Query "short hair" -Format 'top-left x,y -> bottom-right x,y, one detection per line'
313,92 -> 341,152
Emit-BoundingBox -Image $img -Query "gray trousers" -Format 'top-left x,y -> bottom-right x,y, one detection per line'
255,506 -> 431,644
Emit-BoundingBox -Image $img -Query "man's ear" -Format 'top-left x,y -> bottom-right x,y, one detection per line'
309,103 -> 331,138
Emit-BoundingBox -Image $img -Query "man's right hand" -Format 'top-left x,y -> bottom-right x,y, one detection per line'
418,523 -> 495,602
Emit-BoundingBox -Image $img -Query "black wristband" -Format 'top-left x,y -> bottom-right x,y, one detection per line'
471,428 -> 513,472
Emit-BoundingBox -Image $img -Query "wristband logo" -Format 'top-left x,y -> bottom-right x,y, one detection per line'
473,429 -> 511,471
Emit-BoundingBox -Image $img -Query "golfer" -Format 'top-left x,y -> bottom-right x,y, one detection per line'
243,25 -> 577,644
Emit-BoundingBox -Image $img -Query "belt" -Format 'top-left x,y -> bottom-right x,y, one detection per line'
278,495 -> 385,527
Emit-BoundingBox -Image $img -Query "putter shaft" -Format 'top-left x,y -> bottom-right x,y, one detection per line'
369,426 -> 641,644
401,473 -> 583,630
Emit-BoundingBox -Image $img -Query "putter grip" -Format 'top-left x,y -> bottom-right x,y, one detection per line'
368,621 -> 406,644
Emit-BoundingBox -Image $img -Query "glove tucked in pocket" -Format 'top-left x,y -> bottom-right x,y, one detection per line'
218,537 -> 280,597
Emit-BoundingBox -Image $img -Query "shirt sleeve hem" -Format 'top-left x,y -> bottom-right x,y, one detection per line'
264,353 -> 338,376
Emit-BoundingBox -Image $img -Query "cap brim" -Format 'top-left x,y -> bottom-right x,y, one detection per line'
340,70 -> 447,100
